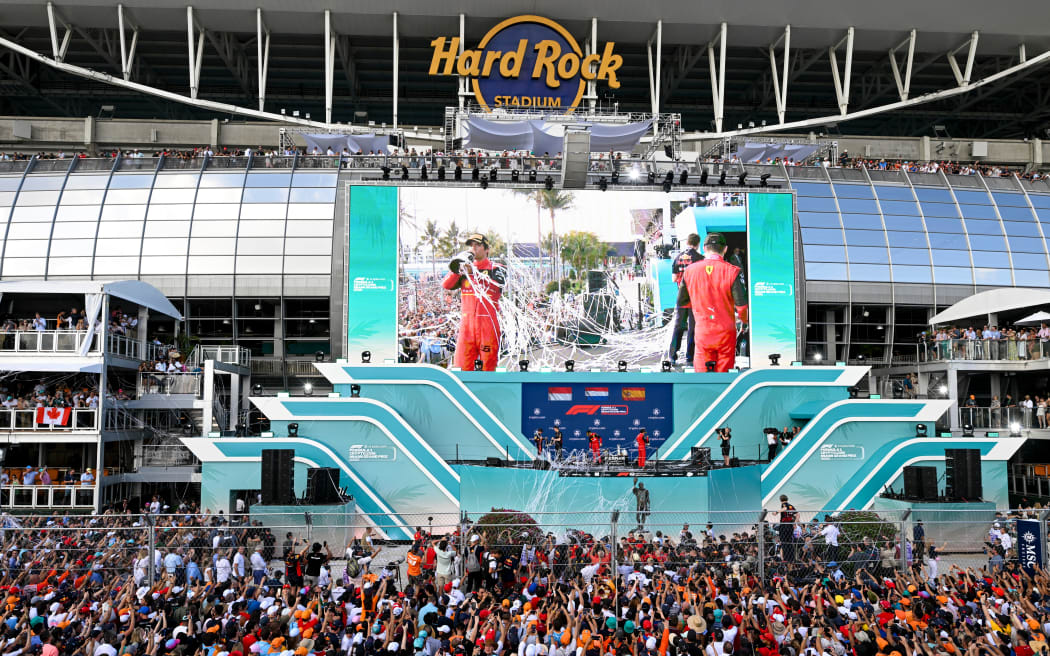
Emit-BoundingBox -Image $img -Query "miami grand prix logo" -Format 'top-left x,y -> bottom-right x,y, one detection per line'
428,15 -> 622,112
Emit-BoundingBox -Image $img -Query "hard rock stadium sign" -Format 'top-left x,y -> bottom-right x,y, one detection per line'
428,15 -> 623,112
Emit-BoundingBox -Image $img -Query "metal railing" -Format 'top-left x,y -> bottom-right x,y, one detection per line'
0,407 -> 98,431
104,334 -> 168,361
0,485 -> 97,508
139,444 -> 200,468
0,329 -> 97,353
190,345 -> 251,368
136,372 -> 202,397
958,406 -> 1038,430
918,338 -> 1050,362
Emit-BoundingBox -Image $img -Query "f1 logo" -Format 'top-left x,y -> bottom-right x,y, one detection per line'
566,404 -> 601,415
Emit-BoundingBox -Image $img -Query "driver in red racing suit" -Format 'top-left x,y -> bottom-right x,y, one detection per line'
676,232 -> 749,373
442,233 -> 505,371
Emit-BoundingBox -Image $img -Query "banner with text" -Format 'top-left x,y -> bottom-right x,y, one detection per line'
347,186 -> 399,363
747,193 -> 798,365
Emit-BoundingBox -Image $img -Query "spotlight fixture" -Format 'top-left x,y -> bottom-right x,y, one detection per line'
647,171 -> 656,184
705,361 -> 717,373
737,172 -> 747,186
662,180 -> 672,193
618,360 -> 628,373
361,350 -> 371,363
350,384 -> 361,398
437,165 -> 446,180
480,176 -> 489,190
401,165 -> 409,180
664,171 -> 674,184
915,423 -> 928,438
768,353 -> 781,366
288,422 -> 299,437
182,422 -> 194,437
544,176 -> 554,191
235,422 -> 246,437
565,359 -> 575,372
472,166 -> 480,181
303,382 -> 314,396
599,177 -> 608,191
490,167 -> 499,181
381,166 -> 391,180
679,170 -> 688,185
628,168 -> 640,181
315,350 -> 325,363
474,358 -> 483,371
699,169 -> 708,185
511,169 -> 520,182
1010,422 -> 1023,437
611,171 -> 619,184
718,171 -> 727,185
528,170 -> 537,183
962,423 -> 974,437
454,165 -> 462,181
661,360 -> 672,372
760,173 -> 771,186
813,353 -> 823,362
420,164 -> 428,180
252,383 -> 264,396
847,386 -> 859,399
518,359 -> 529,372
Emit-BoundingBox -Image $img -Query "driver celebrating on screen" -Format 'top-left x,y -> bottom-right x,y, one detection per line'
442,233 -> 505,371
677,232 -> 748,372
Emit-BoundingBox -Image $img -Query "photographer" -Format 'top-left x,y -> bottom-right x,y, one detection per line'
718,427 -> 732,466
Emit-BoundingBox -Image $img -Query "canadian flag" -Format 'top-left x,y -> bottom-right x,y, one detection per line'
36,407 -> 71,426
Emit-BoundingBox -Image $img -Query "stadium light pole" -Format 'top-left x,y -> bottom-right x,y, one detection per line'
392,11 -> 399,130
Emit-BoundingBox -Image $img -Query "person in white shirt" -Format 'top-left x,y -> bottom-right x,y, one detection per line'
820,520 -> 841,561
250,546 -> 268,584
133,550 -> 150,585
80,469 -> 94,484
232,546 -> 247,579
216,553 -> 232,583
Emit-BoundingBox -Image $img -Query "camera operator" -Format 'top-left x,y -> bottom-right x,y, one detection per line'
718,427 -> 732,466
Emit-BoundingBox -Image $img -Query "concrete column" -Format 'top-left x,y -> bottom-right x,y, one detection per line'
84,116 -> 94,149
917,371 -> 929,397
947,367 -> 960,430
209,119 -> 220,148
202,360 -> 215,434
823,310 -> 836,360
137,308 -> 148,358
988,312 -> 999,328
229,373 -> 240,431
1032,138 -> 1042,167
990,373 -> 1001,401
920,136 -> 931,162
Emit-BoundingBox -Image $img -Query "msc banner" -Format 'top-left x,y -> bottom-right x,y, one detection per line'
521,383 -> 673,453
347,186 -> 399,363
747,193 -> 798,365
1017,518 -> 1044,574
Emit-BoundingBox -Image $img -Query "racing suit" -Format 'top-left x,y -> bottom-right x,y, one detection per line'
667,247 -> 702,364
677,253 -> 748,373
442,258 -> 505,371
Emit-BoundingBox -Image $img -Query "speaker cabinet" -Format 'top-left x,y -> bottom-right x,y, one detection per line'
261,449 -> 294,505
903,465 -> 937,500
306,467 -> 342,504
945,448 -> 982,500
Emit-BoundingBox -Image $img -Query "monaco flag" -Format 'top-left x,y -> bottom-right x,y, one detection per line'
36,407 -> 71,426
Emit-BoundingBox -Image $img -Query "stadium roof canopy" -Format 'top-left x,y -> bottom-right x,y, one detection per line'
1,0 -> 1050,139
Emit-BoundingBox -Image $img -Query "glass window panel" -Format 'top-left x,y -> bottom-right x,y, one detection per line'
970,251 -> 1010,268
953,190 -> 991,204
890,248 -> 930,265
923,217 -> 963,232
1028,195 -> 1050,209
20,176 -> 65,191
150,188 -> 198,204
236,237 -> 284,255
891,265 -> 932,283
195,188 -> 243,203
933,266 -> 973,284
0,179 -> 21,192
919,202 -> 958,218
98,221 -> 142,238
191,204 -> 240,221
292,173 -> 338,187
991,192 -> 1028,207
286,204 -> 334,220
242,187 -> 289,203
0,191 -> 15,206
235,256 -> 275,273
873,185 -> 914,200
240,203 -> 287,220
284,237 -> 332,255
55,222 -> 97,239
144,221 -> 191,238
6,223 -> 49,239
1002,220 -> 1041,237
189,238 -> 236,255
11,206 -> 55,221
4,240 -> 48,257
840,213 -> 881,229
49,239 -> 96,257
142,237 -> 188,256
198,173 -> 246,188
791,182 -> 832,197
886,231 -> 927,248
92,256 -> 139,275
146,204 -> 194,221
64,175 -> 111,189
998,205 -> 1035,221
879,200 -> 920,216
186,251 -> 234,270
104,189 -> 151,204
289,188 -> 337,203
848,263 -> 890,281
153,173 -> 200,188
1008,236 -> 1045,253
1038,208 -> 1050,221
16,190 -> 61,206
283,255 -> 331,274
798,212 -> 841,228
843,229 -> 886,246
804,262 -> 847,280
59,189 -> 106,205
1014,269 -> 1050,287
957,204 -> 997,219
238,220 -> 286,237
55,205 -> 101,222
846,245 -> 888,263
968,233 -> 1007,251
2,258 -> 46,276
914,188 -> 954,202
140,256 -> 188,275
973,268 -> 1013,285
46,257 -> 92,275
926,232 -> 968,249
107,174 -> 154,189
800,228 -> 844,245
190,221 -> 237,237
832,184 -> 874,199
802,245 -> 846,262
284,220 -> 332,237
837,198 -> 878,213
797,196 -> 838,212
882,215 -> 924,232
245,173 -> 291,187
964,219 -> 1003,235
94,238 -> 141,256
929,249 -> 970,266
1011,252 -> 1047,269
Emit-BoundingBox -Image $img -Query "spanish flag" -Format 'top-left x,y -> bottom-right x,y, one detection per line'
621,387 -> 646,401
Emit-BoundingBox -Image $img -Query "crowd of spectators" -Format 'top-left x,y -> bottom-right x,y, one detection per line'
0,379 -> 100,412
920,323 -> 1050,362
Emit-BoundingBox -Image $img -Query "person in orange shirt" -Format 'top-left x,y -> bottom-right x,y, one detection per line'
405,543 -> 422,585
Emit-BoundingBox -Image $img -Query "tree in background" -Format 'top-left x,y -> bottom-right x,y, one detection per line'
437,220 -> 466,258
559,230 -> 610,277
419,219 -> 443,279
513,189 -> 575,279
